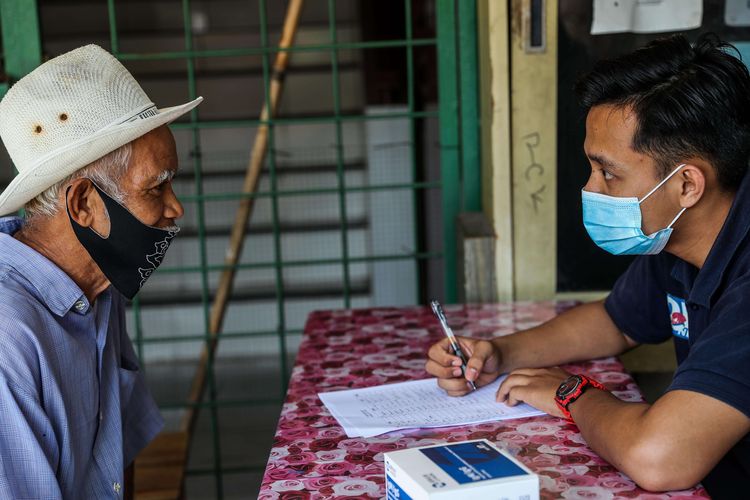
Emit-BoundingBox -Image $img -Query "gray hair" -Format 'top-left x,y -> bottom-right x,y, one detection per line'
24,142 -> 132,221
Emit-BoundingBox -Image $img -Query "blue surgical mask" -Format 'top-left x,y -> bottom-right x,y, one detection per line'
582,164 -> 687,255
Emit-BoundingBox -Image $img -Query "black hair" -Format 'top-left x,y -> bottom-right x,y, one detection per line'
575,33 -> 750,191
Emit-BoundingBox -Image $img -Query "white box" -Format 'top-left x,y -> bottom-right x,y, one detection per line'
384,439 -> 539,500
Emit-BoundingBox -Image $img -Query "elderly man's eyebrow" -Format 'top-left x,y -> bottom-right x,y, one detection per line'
150,169 -> 175,185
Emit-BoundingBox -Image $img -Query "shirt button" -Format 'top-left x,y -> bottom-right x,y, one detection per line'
113,482 -> 121,494
74,300 -> 86,312
689,304 -> 699,311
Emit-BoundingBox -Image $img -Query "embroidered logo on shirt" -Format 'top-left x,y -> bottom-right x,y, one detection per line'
667,294 -> 689,340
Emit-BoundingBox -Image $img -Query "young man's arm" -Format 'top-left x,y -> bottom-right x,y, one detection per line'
425,299 -> 636,395
496,370 -> 750,491
425,297 -> 750,490
495,298 -> 637,370
574,387 -> 749,490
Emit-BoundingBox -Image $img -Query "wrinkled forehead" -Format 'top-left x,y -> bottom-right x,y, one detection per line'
127,126 -> 178,183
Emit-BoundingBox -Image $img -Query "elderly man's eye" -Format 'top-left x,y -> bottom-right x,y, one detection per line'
602,170 -> 614,181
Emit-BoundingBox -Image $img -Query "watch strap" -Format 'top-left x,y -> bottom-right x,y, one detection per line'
555,374 -> 607,422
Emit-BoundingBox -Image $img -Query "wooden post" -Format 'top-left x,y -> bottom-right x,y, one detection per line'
477,0 -> 558,301
509,0 -> 557,300
457,212 -> 498,303
477,0 -> 514,301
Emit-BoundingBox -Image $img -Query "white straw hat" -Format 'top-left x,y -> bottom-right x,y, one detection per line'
0,44 -> 202,215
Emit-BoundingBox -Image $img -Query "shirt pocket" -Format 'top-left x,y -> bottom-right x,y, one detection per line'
118,355 -> 141,407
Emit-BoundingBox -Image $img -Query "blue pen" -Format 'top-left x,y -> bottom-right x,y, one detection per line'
430,300 -> 477,391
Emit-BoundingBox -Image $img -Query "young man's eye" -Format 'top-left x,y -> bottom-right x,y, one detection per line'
602,170 -> 614,181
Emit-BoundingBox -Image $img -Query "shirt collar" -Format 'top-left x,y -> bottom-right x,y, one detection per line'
0,217 -> 87,316
676,171 -> 750,306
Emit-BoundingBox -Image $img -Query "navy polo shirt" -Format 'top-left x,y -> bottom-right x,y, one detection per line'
605,171 -> 750,494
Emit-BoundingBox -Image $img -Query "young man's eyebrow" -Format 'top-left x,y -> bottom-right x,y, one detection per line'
587,153 -> 621,169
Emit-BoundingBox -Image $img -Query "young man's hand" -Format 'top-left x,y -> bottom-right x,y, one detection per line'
425,337 -> 503,396
496,367 -> 572,418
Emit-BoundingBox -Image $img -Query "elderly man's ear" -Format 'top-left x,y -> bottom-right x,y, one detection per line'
65,179 -> 111,238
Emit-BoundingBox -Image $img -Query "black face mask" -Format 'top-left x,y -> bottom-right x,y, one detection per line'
67,182 -> 179,299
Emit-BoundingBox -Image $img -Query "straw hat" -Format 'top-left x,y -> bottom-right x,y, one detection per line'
0,44 -> 202,215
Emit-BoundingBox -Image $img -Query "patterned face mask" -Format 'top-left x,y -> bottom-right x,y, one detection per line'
67,181 -> 178,299
581,164 -> 687,256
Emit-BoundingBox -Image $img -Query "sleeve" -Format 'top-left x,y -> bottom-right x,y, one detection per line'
667,280 -> 750,418
0,376 -> 62,499
604,255 -> 673,344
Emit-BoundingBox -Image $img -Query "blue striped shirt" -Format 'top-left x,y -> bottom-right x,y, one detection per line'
0,217 -> 163,499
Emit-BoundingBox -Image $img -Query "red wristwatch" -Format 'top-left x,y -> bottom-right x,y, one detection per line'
554,374 -> 607,421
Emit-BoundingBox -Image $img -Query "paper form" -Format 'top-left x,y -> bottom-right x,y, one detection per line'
318,375 -> 546,438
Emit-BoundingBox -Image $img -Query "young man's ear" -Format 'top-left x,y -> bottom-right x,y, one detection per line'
65,179 -> 110,237
678,163 -> 706,209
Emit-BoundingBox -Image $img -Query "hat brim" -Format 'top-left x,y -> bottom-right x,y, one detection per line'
0,96 -> 203,216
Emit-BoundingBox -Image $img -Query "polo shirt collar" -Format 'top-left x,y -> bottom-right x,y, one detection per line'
0,217 -> 87,316
677,171 -> 750,306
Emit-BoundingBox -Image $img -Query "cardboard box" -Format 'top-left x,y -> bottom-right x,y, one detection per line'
384,439 -> 539,500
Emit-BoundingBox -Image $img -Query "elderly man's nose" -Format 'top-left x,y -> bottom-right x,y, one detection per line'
165,186 -> 184,220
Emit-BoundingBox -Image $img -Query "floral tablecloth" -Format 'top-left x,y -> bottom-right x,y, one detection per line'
259,301 -> 708,499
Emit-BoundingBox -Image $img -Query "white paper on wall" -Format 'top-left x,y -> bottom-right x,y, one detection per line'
725,0 -> 750,27
591,0 -> 702,35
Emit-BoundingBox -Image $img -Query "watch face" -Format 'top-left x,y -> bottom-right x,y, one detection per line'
556,375 -> 582,399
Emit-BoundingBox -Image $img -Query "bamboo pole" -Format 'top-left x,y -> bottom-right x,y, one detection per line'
181,0 -> 306,436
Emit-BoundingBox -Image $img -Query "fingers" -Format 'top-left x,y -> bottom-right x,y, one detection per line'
506,385 -> 531,406
427,337 -> 462,368
464,340 -> 496,382
427,337 -> 502,397
425,359 -> 462,379
496,372 -> 531,403
437,377 -> 476,397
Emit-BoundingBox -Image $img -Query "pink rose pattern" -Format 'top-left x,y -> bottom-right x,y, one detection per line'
260,302 -> 708,499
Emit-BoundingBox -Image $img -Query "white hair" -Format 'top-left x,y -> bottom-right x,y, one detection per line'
24,142 -> 132,221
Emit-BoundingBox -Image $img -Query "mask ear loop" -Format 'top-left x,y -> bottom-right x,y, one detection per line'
639,163 -> 686,204
666,207 -> 687,229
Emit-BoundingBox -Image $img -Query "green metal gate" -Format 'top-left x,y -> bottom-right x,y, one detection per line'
0,0 -> 481,497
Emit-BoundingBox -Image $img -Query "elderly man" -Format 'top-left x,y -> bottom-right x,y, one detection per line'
0,45 -> 201,498
427,34 -> 750,497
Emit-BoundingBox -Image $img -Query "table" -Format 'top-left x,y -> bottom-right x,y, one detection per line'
259,302 -> 708,499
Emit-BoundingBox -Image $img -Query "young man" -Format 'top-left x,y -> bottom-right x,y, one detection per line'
0,45 -> 201,498
426,34 -> 750,496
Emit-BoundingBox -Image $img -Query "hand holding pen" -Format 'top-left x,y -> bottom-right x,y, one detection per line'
430,300 -> 477,392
